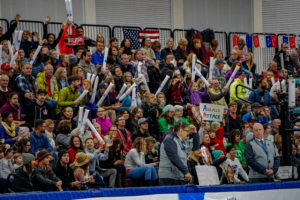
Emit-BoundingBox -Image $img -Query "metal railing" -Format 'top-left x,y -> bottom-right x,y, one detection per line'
10,20 -> 44,40
173,29 -> 187,47
80,24 -> 111,45
214,31 -> 228,57
0,18 -> 9,33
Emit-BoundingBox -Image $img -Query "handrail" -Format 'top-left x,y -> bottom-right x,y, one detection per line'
235,84 -> 254,104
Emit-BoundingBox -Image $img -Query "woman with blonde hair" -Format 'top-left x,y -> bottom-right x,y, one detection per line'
72,66 -> 85,88
125,137 -> 158,186
175,38 -> 188,67
81,79 -> 97,118
213,50 -> 230,71
183,53 -> 202,77
54,67 -> 69,90
263,70 -> 274,91
161,37 -> 176,61
242,52 -> 256,78
156,92 -> 166,114
1,40 -> 11,63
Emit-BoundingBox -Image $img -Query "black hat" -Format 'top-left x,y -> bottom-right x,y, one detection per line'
99,83 -> 107,89
37,89 -> 47,95
251,102 -> 263,110
58,149 -> 69,161
36,150 -> 50,162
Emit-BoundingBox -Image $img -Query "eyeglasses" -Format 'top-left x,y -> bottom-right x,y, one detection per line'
110,129 -> 118,132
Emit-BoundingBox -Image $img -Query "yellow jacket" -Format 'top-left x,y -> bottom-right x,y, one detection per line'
230,78 -> 247,103
36,72 -> 59,100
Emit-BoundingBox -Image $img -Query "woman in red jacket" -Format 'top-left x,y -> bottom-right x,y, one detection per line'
67,135 -> 84,164
58,21 -> 76,55
209,122 -> 226,154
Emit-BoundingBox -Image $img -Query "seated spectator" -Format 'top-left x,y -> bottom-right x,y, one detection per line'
262,61 -> 280,82
68,135 -> 84,164
120,53 -> 134,75
140,37 -> 156,60
226,49 -> 238,68
20,30 -> 38,57
208,79 -> 228,107
0,112 -> 19,145
264,124 -> 274,142
104,125 -> 118,144
116,115 -> 132,154
16,138 -> 31,154
242,52 -> 256,78
156,92 -> 166,114
11,153 -> 36,192
79,50 -> 98,77
91,42 -> 104,66
107,46 -> 121,67
0,41 -> 11,64
160,54 -> 176,79
161,38 -> 176,62
242,103 -> 269,125
240,103 -> 251,116
183,53 -> 202,79
44,119 -> 56,150
55,149 -> 82,191
29,119 -> 53,155
245,123 -> 280,183
57,75 -> 87,115
125,137 -> 158,186
132,118 -> 151,142
235,38 -> 246,62
60,106 -> 77,129
225,129 -> 247,168
225,145 -> 249,183
152,40 -> 161,61
159,121 -> 192,185
145,137 -> 159,164
212,58 -> 227,89
0,93 -> 23,124
190,38 -> 205,64
290,44 -> 300,75
95,107 -> 112,136
207,39 -> 218,58
54,67 -> 69,90
213,50 -> 230,71
56,120 -> 78,149
130,49 -> 154,82
0,74 -> 12,108
174,105 -> 190,124
159,105 -> 175,135
271,118 -> 281,136
225,61 -> 240,82
188,80 -> 209,105
25,89 -> 51,126
13,153 -> 23,169
130,107 -> 143,134
85,138 -> 116,188
34,150 -> 62,191
174,38 -> 188,67
0,147 -> 14,191
120,38 -> 132,57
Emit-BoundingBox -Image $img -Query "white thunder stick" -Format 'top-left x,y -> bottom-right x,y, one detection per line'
139,74 -> 150,92
137,62 -> 142,77
155,75 -> 170,97
86,73 -> 92,80
7,41 -> 14,58
30,45 -> 42,65
75,90 -> 88,103
119,83 -> 136,101
288,78 -> 296,107
208,57 -> 214,80
80,109 -> 90,135
102,47 -> 109,72
280,53 -> 285,70
90,76 -> 99,103
97,82 -> 114,106
131,86 -> 137,108
86,119 -> 104,143
16,30 -> 23,50
195,67 -> 210,88
10,51 -> 18,66
65,0 -> 71,21
271,77 -> 275,85
244,77 -> 248,96
116,84 -> 127,100
0,45 -> 2,64
13,31 -> 19,48
224,66 -> 240,89
249,78 -> 253,89
90,74 -> 96,86
69,0 -> 74,21
77,106 -> 84,128
192,54 -> 196,81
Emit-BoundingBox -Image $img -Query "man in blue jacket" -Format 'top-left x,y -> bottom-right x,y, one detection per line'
29,119 -> 53,155
242,103 -> 269,125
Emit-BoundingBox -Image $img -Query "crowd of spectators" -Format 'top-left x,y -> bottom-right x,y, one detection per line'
0,14 -> 300,193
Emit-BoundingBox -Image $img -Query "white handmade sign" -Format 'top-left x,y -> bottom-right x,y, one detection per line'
196,165 -> 220,186
199,103 -> 225,122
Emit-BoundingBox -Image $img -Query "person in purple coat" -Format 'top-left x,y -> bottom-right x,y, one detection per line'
188,81 -> 210,105
225,61 -> 240,82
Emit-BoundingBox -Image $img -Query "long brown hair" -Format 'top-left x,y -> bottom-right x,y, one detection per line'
132,137 -> 146,153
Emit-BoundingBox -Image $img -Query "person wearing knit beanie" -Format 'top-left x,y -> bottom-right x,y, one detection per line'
212,150 -> 223,161
22,153 -> 35,165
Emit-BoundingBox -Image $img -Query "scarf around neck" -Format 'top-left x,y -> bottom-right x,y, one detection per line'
1,121 -> 16,137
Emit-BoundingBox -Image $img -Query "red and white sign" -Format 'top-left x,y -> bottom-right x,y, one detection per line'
68,35 -> 84,46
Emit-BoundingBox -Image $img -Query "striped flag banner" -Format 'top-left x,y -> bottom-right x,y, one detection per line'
139,30 -> 159,43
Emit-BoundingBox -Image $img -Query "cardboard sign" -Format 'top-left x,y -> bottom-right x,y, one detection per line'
68,35 -> 84,46
196,165 -> 220,186
199,103 -> 225,122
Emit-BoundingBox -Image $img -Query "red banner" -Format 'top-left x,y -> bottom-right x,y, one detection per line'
68,35 -> 84,46
289,36 -> 296,49
271,35 -> 277,48
253,35 -> 260,48
232,34 -> 239,47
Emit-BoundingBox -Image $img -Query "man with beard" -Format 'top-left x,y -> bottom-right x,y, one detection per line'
242,103 -> 269,125
79,50 -> 98,77
56,75 -> 87,115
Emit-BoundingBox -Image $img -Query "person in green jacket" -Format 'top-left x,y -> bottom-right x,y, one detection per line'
158,104 -> 175,135
56,75 -> 87,114
174,105 -> 190,125
225,129 -> 247,168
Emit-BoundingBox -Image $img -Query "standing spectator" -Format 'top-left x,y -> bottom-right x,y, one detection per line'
29,119 -> 53,154
34,150 -> 62,191
245,123 -> 280,183
207,39 -> 219,57
159,122 -> 192,185
0,13 -> 19,43
79,50 -> 98,77
0,74 -> 12,108
140,37 -> 156,60
174,105 -> 190,124
116,115 -> 132,154
91,42 -> 104,66
174,38 -> 188,67
43,16 -> 64,50
125,137 -> 158,186
159,105 -> 175,135
271,119 -> 281,136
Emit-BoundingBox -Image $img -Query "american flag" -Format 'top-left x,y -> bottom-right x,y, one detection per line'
123,28 -> 160,50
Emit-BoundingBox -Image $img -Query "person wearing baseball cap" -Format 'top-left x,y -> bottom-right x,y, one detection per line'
242,102 -> 269,125
159,105 -> 175,134
0,62 -> 12,71
131,118 -> 150,142
34,150 -> 63,191
212,58 -> 227,89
